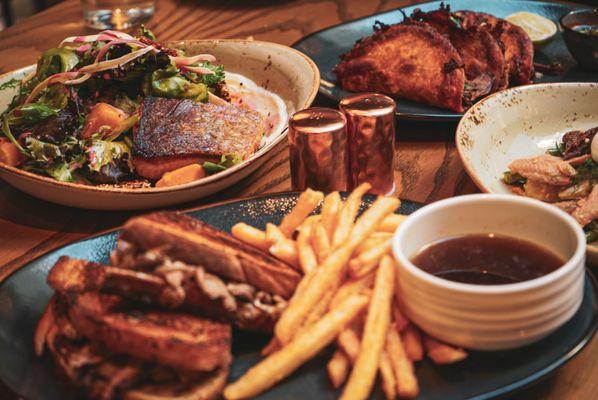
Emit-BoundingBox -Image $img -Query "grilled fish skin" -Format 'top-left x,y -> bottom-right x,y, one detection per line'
135,97 -> 265,159
336,21 -> 465,112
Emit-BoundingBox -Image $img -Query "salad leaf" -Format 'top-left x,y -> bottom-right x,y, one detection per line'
36,48 -> 80,79
38,85 -> 69,109
1,118 -> 26,153
197,62 -> 225,87
6,103 -> 59,126
202,162 -> 226,174
203,154 -> 243,175
139,25 -> 156,40
585,221 -> 598,244
503,171 -> 526,185
148,66 -> 208,101
87,140 -> 133,173
46,163 -> 75,182
547,141 -> 565,157
0,78 -> 20,92
25,136 -> 76,162
573,159 -> 598,184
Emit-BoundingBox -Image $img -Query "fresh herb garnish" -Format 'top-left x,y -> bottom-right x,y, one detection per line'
0,78 -> 20,91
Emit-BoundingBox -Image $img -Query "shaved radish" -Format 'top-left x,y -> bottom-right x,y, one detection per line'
94,38 -> 149,63
24,72 -> 79,104
75,44 -> 92,53
182,65 -> 215,75
80,46 -> 155,74
171,54 -> 216,66
59,30 -> 134,46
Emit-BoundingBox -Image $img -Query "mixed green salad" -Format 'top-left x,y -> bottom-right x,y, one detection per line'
0,27 -> 230,185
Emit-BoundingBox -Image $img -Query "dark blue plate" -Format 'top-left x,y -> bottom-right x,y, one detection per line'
0,193 -> 596,399
292,0 -> 597,121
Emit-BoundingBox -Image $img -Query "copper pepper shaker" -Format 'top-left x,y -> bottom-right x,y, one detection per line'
339,93 -> 396,195
288,107 -> 349,191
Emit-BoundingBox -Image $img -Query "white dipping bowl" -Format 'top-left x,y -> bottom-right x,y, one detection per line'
392,194 -> 586,351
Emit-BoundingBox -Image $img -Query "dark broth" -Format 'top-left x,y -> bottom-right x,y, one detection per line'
411,234 -> 564,285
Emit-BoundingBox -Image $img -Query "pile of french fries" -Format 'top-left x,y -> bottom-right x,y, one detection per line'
225,184 -> 467,400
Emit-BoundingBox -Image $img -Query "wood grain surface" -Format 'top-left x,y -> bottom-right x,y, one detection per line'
0,1 -> 594,400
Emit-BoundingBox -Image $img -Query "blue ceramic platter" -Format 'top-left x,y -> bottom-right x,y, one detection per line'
292,0 -> 597,121
0,193 -> 595,399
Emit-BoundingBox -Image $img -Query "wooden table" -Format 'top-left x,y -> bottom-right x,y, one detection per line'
0,1 -> 595,399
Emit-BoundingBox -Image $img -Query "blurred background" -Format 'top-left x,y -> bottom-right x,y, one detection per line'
1,0 -> 597,30
0,0 -> 61,29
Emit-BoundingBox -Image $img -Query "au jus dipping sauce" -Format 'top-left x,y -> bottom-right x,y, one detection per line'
411,234 -> 564,285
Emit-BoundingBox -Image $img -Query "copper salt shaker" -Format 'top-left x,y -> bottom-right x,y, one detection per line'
288,107 -> 349,191
340,93 -> 396,195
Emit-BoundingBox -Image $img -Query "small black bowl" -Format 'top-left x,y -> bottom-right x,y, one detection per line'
560,9 -> 598,71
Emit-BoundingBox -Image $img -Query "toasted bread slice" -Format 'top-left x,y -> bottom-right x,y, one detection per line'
67,292 -> 231,372
120,212 -> 301,299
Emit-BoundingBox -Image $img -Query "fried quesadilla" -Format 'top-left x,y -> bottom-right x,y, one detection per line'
335,4 -> 534,112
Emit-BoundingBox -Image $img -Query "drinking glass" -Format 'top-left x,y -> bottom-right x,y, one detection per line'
82,0 -> 155,30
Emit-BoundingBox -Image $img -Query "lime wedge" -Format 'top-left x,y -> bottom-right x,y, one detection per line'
506,11 -> 557,45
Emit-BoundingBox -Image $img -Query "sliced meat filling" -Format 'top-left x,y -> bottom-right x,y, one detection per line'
110,241 -> 287,331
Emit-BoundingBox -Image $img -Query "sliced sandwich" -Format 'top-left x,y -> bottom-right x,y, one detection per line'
35,293 -> 231,400
49,212 -> 302,332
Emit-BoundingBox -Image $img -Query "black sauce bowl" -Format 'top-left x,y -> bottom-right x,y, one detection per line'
560,9 -> 598,71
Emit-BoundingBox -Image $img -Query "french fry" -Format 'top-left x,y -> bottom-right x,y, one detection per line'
330,274 -> 375,310
348,240 -> 392,279
279,189 -> 324,237
223,294 -> 368,400
332,183 -> 371,247
266,223 -> 301,269
378,214 -> 407,233
386,328 -> 419,398
402,324 -> 424,362
327,349 -> 350,389
294,289 -> 335,340
340,255 -> 395,400
320,191 -> 342,240
379,351 -> 397,400
423,335 -> 468,365
311,221 -> 331,262
231,223 -> 269,251
266,223 -> 287,245
275,196 -> 398,345
355,232 -> 392,255
347,196 -> 400,250
261,337 -> 281,356
274,244 -> 354,344
296,216 -> 318,274
269,240 -> 300,270
393,300 -> 410,333
337,327 -> 361,362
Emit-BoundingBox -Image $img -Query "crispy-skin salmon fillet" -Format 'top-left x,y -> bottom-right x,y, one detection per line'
335,21 -> 465,112
133,97 -> 265,180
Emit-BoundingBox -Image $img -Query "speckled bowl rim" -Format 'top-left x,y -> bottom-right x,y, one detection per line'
455,82 -> 598,254
0,39 -> 320,195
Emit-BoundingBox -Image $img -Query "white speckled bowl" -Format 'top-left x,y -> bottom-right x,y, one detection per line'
0,40 -> 319,210
455,82 -> 598,265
